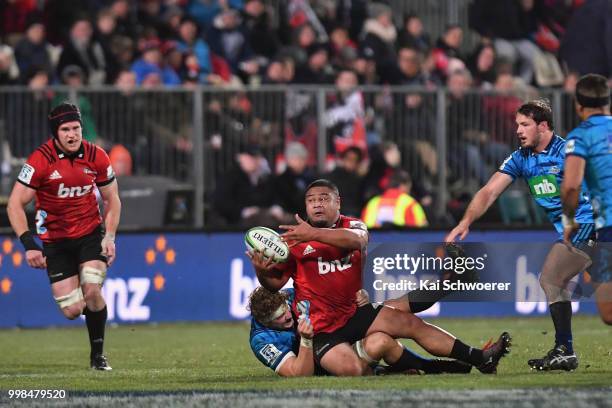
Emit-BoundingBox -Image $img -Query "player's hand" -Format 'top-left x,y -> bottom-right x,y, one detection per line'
445,221 -> 470,243
297,317 -> 314,340
355,289 -> 370,306
25,249 -> 46,269
562,217 -> 579,245
101,234 -> 116,266
279,214 -> 316,245
246,249 -> 279,274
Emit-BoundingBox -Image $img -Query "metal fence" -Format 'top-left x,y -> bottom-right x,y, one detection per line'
0,85 -> 581,229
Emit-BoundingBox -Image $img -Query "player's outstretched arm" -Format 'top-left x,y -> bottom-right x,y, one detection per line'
445,172 -> 513,243
276,318 -> 315,377
280,215 -> 368,250
561,155 -> 585,243
99,180 -> 121,266
7,182 -> 46,269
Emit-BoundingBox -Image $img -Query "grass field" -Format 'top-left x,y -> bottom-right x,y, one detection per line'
0,315 -> 610,406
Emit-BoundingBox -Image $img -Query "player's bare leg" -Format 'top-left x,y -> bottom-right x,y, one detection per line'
51,275 -> 85,320
80,260 -> 111,371
595,282 -> 612,325
319,343 -> 370,376
366,306 -> 510,373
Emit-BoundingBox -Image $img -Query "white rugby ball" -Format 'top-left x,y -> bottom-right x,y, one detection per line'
245,226 -> 290,263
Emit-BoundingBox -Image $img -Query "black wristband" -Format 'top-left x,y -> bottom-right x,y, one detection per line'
19,231 -> 42,252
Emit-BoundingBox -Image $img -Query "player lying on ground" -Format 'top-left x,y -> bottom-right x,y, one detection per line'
7,102 -> 121,370
446,99 -> 594,371
561,73 -> 612,326
248,286 -> 472,376
251,179 -> 511,376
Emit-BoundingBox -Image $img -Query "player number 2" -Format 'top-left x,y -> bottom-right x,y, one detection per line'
35,210 -> 47,235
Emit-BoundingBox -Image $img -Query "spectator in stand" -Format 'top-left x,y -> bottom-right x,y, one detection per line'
95,9 -> 120,53
360,2 -> 397,74
14,16 -> 56,84
559,0 -> 612,77
130,39 -> 181,86
159,6 -> 184,40
383,46 -> 434,87
207,8 -> 258,82
325,146 -> 364,217
481,72 -> 521,159
213,145 -> 285,228
293,43 -> 334,84
274,142 -> 317,218
284,23 -> 318,67
362,170 -> 428,228
175,17 -> 212,79
187,0 -> 244,30
0,44 -> 20,85
324,70 -> 366,153
466,43 -> 497,89
396,13 -> 430,54
242,0 -> 279,61
431,24 -> 465,82
469,0 -> 540,84
0,0 -> 37,42
329,25 -> 357,69
109,0 -> 136,40
136,0 -> 167,38
57,17 -> 118,85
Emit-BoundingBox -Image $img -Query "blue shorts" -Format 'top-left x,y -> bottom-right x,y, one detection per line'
588,226 -> 612,283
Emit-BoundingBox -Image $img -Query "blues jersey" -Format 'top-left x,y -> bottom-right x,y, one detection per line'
498,134 -> 594,240
565,114 -> 612,231
249,288 -> 298,372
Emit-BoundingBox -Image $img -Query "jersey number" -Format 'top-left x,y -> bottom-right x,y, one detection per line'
35,210 -> 47,235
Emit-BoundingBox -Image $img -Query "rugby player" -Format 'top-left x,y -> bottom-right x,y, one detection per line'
7,102 -> 121,370
248,286 -> 472,376
250,179 -> 510,377
561,73 -> 612,326
446,99 -> 594,371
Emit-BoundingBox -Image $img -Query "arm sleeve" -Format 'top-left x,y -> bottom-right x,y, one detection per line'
565,131 -> 588,159
93,146 -> 116,187
250,333 -> 296,371
17,151 -> 46,189
497,152 -> 521,180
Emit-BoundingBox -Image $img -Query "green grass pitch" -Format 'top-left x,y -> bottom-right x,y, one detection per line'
0,315 -> 610,394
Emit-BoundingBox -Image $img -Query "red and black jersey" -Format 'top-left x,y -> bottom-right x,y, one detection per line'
17,139 -> 115,242
285,215 -> 367,334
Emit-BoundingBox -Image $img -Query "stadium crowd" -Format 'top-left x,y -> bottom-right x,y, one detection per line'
1,0 -> 611,227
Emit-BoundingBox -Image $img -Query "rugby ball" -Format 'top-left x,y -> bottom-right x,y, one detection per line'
245,226 -> 290,263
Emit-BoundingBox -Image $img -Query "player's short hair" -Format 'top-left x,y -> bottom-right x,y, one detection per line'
247,287 -> 288,323
517,99 -> 554,131
575,73 -> 610,108
305,179 -> 340,196
48,102 -> 82,138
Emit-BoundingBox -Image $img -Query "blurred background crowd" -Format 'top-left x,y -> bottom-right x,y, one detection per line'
0,0 -> 611,229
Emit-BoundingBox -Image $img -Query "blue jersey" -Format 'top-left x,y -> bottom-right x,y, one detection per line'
565,114 -> 612,230
249,288 -> 298,372
498,134 -> 594,239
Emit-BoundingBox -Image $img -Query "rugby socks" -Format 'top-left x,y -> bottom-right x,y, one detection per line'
84,306 -> 108,356
386,347 -> 428,372
407,288 -> 451,313
449,339 -> 485,366
549,301 -> 573,353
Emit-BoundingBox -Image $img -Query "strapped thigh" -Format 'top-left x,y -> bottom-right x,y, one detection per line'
80,265 -> 106,285
54,287 -> 84,308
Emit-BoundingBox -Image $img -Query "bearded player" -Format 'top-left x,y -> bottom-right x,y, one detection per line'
7,102 -> 121,370
250,179 -> 510,376
446,99 -> 595,371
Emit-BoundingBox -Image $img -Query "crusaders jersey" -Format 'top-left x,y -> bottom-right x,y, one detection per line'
17,139 -> 115,242
286,215 -> 367,334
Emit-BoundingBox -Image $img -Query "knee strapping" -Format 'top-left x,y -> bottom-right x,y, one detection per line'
353,340 -> 378,367
54,287 -> 84,308
80,266 -> 106,285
